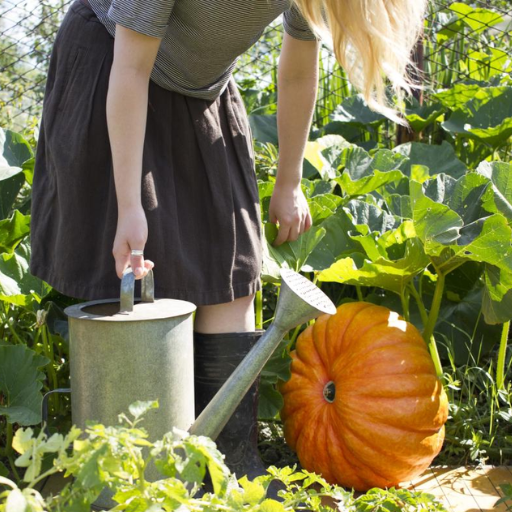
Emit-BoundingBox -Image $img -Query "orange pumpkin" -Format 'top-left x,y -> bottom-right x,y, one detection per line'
279,302 -> 448,491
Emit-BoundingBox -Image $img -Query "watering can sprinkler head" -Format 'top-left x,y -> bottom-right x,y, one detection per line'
273,268 -> 337,331
188,269 -> 336,440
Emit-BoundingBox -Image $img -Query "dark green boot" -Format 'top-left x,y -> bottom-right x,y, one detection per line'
194,331 -> 268,483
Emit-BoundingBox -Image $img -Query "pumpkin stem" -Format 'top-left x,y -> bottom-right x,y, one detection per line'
323,381 -> 336,403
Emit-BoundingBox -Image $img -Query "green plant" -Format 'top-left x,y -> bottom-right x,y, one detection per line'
0,401 -> 449,512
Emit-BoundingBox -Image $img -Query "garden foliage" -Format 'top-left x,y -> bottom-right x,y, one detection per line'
0,0 -> 510,504
0,401 -> 449,511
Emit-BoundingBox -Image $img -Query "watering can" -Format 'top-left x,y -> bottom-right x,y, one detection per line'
47,267 -> 336,507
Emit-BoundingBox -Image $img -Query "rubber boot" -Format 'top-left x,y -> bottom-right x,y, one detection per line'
194,331 -> 283,499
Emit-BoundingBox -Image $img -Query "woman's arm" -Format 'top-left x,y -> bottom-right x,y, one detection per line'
107,26 -> 161,278
269,32 -> 319,246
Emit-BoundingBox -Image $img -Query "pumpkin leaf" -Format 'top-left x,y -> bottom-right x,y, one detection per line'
434,83 -> 483,113
403,97 -> 446,132
449,3 -> 504,34
0,244 -> 52,308
258,381 -> 284,420
249,115 -> 278,144
410,179 -> 463,255
0,129 -> 28,221
263,223 -> 326,275
305,209 -> 361,271
482,284 -> 512,325
1,128 -> 33,168
319,227 -> 429,295
0,345 -> 49,426
335,147 -> 407,197
303,135 -> 352,180
476,161 -> 512,221
441,86 -> 512,148
328,95 -> 386,128
394,141 -> 466,179
0,211 -> 31,254
344,199 -> 398,235
436,282 -> 501,363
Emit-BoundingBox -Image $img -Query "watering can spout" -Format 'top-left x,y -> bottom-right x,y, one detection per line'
188,269 -> 336,440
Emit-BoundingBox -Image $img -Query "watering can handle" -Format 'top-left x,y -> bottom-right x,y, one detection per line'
120,268 -> 155,313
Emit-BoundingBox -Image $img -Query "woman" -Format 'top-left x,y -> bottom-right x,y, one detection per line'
29,0 -> 427,486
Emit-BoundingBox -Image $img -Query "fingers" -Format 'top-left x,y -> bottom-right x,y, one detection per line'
130,249 -> 145,278
273,224 -> 291,246
113,243 -> 154,280
273,211 -> 312,246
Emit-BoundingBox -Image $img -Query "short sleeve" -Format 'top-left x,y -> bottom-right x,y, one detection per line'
108,0 -> 176,39
283,5 -> 318,41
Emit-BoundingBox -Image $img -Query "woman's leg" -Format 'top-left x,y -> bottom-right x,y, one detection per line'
194,294 -> 255,333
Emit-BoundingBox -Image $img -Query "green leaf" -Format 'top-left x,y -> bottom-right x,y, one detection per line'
436,283 -> 501,363
263,223 -> 326,274
434,83 -> 484,113
442,87 -> 512,148
1,129 -> 33,168
477,161 -> 512,221
0,130 -> 27,221
329,95 -> 386,127
394,141 -> 466,179
345,199 -> 397,235
258,381 -> 284,420
319,236 -> 429,295
305,209 -> 361,271
435,13 -> 465,43
238,475 -> 266,504
404,97 -> 445,132
0,345 -> 49,425
0,247 -> 51,307
449,3 -> 504,34
0,460 -> 9,477
336,147 -> 407,197
249,115 -> 277,144
0,211 -> 31,254
482,284 -> 512,325
259,499 -> 286,512
128,400 -> 159,421
303,135 -> 352,180
410,179 -> 463,255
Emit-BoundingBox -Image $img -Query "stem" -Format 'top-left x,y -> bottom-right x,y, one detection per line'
355,285 -> 364,301
422,270 -> 445,378
408,281 -> 429,329
7,320 -> 24,344
255,290 -> 263,331
42,325 -> 59,414
496,321 -> 510,390
400,287 -> 410,322
8,455 -> 21,483
5,422 -> 13,456
27,467 -> 58,489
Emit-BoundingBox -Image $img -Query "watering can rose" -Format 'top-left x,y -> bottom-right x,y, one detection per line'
279,302 -> 448,491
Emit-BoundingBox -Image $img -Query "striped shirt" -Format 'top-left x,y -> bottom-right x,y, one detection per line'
88,0 -> 317,100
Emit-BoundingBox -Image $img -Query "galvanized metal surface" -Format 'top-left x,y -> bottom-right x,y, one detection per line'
66,292 -> 196,508
189,269 -> 336,440
120,268 -> 155,313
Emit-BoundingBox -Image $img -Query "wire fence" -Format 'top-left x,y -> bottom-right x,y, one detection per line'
0,0 -> 511,131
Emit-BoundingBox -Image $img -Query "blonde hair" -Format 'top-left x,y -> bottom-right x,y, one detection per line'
294,0 -> 428,123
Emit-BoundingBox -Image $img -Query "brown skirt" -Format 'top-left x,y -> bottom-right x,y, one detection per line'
29,0 -> 262,305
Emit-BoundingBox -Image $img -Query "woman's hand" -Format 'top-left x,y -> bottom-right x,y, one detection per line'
269,182 -> 312,246
112,205 -> 154,279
